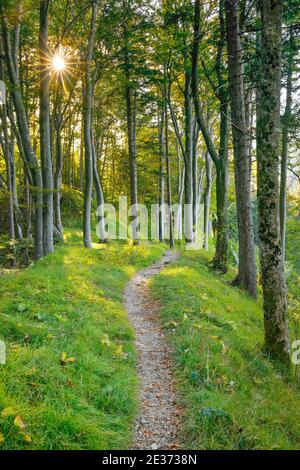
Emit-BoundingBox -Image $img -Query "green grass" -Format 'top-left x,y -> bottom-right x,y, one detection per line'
151,249 -> 300,450
0,228 -> 165,450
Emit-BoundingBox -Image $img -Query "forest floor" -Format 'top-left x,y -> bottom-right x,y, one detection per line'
1,221 -> 300,449
124,250 -> 181,450
0,227 -> 165,449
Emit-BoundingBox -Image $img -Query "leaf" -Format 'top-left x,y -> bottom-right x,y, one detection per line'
60,352 -> 67,364
23,434 -> 32,443
60,352 -> 76,366
101,334 -> 111,347
1,406 -> 17,418
14,415 -> 26,431
65,357 -> 76,364
0,433 -> 5,443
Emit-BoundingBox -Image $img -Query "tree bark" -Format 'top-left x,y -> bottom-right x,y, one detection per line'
1,10 -> 44,259
257,0 -> 290,362
225,0 -> 257,298
82,1 -> 98,248
164,83 -> 175,249
91,106 -> 107,244
184,71 -> 194,244
280,31 -> 294,262
192,0 -> 229,271
0,59 -> 15,243
158,105 -> 165,242
40,0 -> 54,255
203,150 -> 212,251
123,5 -> 139,245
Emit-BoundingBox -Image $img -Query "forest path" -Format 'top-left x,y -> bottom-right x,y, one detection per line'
124,250 -> 181,450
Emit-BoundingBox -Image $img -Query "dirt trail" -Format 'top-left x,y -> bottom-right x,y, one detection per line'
124,250 -> 181,450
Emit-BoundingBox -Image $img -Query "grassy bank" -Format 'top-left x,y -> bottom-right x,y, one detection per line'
151,250 -> 300,450
0,230 -> 165,450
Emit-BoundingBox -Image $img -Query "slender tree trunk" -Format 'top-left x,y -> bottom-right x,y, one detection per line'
1,11 -> 44,259
40,0 -> 54,255
91,104 -> 107,244
124,51 -> 139,243
158,105 -> 165,242
257,0 -> 290,363
192,119 -> 199,230
225,0 -> 257,298
192,0 -> 229,270
213,101 -> 229,271
82,2 -> 98,248
280,32 -> 294,262
203,151 -> 212,250
54,123 -> 63,236
184,71 -> 194,244
8,102 -> 23,239
164,84 -> 175,249
0,60 -> 15,242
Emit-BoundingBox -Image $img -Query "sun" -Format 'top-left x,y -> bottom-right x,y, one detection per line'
52,53 -> 66,72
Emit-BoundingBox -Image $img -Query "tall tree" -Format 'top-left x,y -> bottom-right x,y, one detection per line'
82,0 -> 98,248
123,0 -> 139,245
225,0 -> 257,298
280,30 -> 296,261
257,0 -> 290,362
192,0 -> 229,272
40,0 -> 54,255
1,4 -> 44,260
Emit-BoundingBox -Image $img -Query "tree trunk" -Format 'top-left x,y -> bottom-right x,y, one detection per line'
213,101 -> 229,272
257,0 -> 290,363
280,31 -> 294,262
184,71 -> 194,244
8,102 -> 23,239
0,60 -> 15,243
40,0 -> 54,255
158,105 -> 165,242
164,84 -> 175,249
54,123 -> 63,237
225,0 -> 257,298
124,31 -> 139,245
91,108 -> 107,244
1,10 -> 44,260
192,0 -> 229,269
82,2 -> 98,249
192,119 -> 199,230
203,150 -> 212,251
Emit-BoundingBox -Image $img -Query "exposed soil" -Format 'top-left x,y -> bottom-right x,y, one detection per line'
124,250 -> 181,450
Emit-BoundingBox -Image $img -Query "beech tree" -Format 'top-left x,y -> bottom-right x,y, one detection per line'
256,0 -> 290,362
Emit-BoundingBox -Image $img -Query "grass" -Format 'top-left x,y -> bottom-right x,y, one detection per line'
151,249 -> 300,450
0,227 -> 165,450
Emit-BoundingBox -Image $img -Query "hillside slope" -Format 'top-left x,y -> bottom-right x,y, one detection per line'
151,250 -> 300,450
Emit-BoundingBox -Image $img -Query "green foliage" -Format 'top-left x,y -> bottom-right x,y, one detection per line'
151,249 -> 300,450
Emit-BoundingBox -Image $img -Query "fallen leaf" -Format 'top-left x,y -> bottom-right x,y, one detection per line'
101,334 -> 111,347
23,434 -> 32,443
60,352 -> 76,366
0,433 -> 5,443
14,415 -> 26,431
